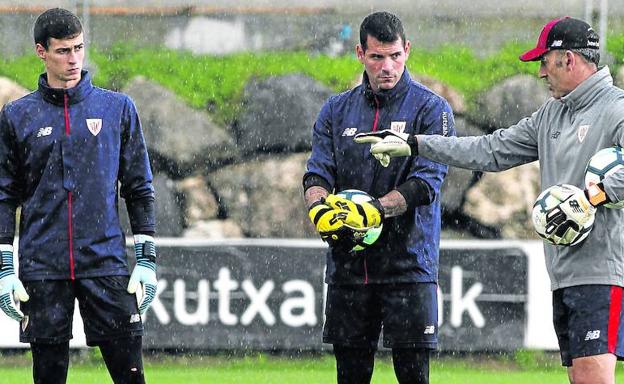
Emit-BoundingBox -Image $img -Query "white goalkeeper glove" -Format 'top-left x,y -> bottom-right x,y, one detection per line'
0,245 -> 29,321
546,185 -> 596,246
354,130 -> 417,167
127,235 -> 157,315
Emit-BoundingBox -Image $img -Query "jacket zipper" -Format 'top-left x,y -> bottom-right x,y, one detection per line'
64,93 -> 75,280
372,97 -> 380,132
363,96 -> 382,285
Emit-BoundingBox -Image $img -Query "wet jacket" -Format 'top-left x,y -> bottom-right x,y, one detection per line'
306,69 -> 455,285
418,66 -> 624,290
0,71 -> 154,281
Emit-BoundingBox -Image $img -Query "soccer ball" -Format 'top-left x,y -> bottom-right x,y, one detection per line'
336,189 -> 383,251
585,146 -> 624,208
531,184 -> 594,246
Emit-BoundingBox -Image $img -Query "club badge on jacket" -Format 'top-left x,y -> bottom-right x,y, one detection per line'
86,119 -> 102,136
390,121 -> 405,133
577,124 -> 590,143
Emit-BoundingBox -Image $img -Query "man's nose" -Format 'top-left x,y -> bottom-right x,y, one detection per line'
381,58 -> 393,72
67,50 -> 78,63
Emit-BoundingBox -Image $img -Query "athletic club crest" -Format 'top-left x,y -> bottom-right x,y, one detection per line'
86,119 -> 102,136
577,125 -> 590,143
390,121 -> 406,133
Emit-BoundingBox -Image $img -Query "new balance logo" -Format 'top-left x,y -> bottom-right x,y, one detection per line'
585,330 -> 600,341
130,314 -> 141,323
341,128 -> 358,137
424,325 -> 435,334
36,127 -> 53,137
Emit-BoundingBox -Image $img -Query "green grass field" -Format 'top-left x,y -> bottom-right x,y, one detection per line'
5,350 -> 624,384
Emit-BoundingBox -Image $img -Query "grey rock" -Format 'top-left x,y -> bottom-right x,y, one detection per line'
208,153 -> 314,238
182,219 -> 244,238
236,73 -> 333,155
441,166 -> 478,214
120,173 -> 185,237
122,76 -> 237,178
470,74 -> 549,131
413,74 -> 466,115
0,77 -> 28,109
441,116 -> 483,213
176,175 -> 219,223
462,162 -> 541,239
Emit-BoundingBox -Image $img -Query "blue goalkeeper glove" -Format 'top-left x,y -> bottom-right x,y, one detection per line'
0,245 -> 29,321
127,235 -> 157,315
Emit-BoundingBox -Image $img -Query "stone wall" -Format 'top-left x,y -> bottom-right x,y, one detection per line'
7,62 -> 622,240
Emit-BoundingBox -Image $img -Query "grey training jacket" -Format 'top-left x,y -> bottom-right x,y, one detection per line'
417,66 -> 624,290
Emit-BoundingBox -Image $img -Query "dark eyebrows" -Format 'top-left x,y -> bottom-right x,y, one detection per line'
367,50 -> 403,58
54,43 -> 84,53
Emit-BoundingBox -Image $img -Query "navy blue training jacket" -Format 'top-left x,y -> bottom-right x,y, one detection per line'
0,71 -> 154,281
305,69 -> 455,285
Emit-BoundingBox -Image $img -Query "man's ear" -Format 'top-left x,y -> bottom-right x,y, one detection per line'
355,44 -> 365,63
35,43 -> 47,61
565,50 -> 575,68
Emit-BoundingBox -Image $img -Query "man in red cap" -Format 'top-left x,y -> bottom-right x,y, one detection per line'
355,16 -> 624,384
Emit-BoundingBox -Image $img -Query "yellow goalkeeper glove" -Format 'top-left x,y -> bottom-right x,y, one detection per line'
324,194 -> 384,228
308,200 -> 368,250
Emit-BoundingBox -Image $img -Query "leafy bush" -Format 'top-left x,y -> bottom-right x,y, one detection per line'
5,36 -> 624,124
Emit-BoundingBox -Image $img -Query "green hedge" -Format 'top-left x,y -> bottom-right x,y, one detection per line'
5,36 -> 623,123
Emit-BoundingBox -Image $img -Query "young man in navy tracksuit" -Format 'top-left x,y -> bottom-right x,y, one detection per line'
0,8 -> 156,384
303,11 -> 455,384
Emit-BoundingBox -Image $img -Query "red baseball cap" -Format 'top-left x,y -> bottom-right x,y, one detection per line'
519,17 -> 599,62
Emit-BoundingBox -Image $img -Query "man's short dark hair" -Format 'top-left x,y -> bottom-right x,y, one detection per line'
572,48 -> 600,67
359,11 -> 405,51
34,8 -> 83,50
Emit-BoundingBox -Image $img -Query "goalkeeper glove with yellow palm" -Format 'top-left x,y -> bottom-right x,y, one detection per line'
308,200 -> 368,251
324,194 -> 384,228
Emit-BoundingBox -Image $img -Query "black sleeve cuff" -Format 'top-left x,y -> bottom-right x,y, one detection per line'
302,172 -> 332,193
395,178 -> 434,211
126,195 -> 156,234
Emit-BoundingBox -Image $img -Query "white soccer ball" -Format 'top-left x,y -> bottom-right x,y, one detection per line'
531,184 -> 594,246
585,146 -> 624,208
336,189 -> 383,251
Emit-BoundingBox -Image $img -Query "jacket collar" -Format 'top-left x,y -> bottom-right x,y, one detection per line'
38,70 -> 93,106
362,68 -> 411,107
560,66 -> 612,111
